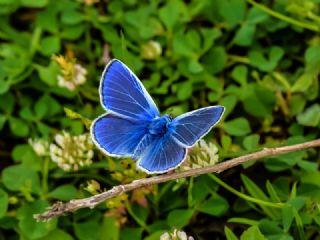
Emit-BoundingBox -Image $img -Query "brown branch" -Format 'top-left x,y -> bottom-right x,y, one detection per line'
34,138 -> 320,221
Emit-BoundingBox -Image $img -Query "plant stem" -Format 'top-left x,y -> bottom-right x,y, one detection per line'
41,157 -> 49,198
246,0 -> 319,32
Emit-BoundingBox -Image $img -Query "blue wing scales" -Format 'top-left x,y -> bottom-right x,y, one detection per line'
170,106 -> 225,147
137,134 -> 187,174
91,114 -> 148,157
100,59 -> 159,120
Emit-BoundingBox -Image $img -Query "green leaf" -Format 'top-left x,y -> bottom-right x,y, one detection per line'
224,117 -> 251,136
49,184 -> 78,201
234,23 -> 256,46
0,92 -> 14,114
35,62 -> 59,86
98,217 -> 120,240
242,84 -> 276,118
8,117 -> 29,137
218,0 -> 246,27
202,46 -> 227,74
39,229 -> 73,240
197,194 -> 229,216
0,189 -> 8,218
159,0 -> 189,31
35,94 -> 62,119
177,81 -> 193,101
2,164 -> 41,194
20,0 -> 48,7
249,47 -> 284,72
0,115 -> 6,130
232,65 -> 248,85
17,200 -> 57,239
167,209 -> 193,228
225,226 -> 239,240
74,219 -> 100,240
247,7 -> 269,24
61,10 -> 84,25
243,134 -> 260,150
0,78 -> 10,94
240,226 -> 266,240
297,104 -> 320,127
219,95 -> 237,118
39,36 -> 60,56
282,205 -> 294,232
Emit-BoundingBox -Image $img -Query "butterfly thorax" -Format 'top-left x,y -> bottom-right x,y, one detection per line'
148,114 -> 172,137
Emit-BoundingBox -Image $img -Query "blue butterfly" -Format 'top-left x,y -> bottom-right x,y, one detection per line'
90,59 -> 225,174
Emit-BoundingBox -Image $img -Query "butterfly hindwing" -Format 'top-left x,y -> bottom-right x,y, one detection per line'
137,134 -> 187,174
100,59 -> 160,120
170,106 -> 225,147
91,114 -> 148,157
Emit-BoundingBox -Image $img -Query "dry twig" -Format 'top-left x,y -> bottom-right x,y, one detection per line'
34,139 -> 320,221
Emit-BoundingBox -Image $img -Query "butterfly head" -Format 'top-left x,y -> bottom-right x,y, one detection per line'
148,114 -> 172,137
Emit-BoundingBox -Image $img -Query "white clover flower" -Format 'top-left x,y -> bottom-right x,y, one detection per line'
160,229 -> 194,240
58,64 -> 87,91
28,138 -> 49,157
50,131 -> 94,171
180,140 -> 219,171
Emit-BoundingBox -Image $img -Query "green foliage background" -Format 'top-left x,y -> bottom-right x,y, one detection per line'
0,0 -> 320,239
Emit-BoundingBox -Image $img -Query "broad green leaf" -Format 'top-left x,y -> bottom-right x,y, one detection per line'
0,114 -> 6,130
39,36 -> 60,56
225,226 -> 239,240
177,81 -> 193,101
35,62 -> 59,86
258,219 -> 283,235
202,46 -> 227,74
167,209 -> 193,228
243,134 -> 260,150
98,217 -> 119,240
234,23 -> 256,46
17,200 -> 57,239
0,189 -> 8,218
49,184 -> 78,201
224,117 -> 251,136
242,84 -> 275,118
218,0 -> 246,27
8,117 -> 29,137
197,194 -> 229,216
2,164 -> 41,194
74,220 -> 100,240
159,0 -> 189,31
247,7 -> 269,24
39,229 -> 73,240
240,226 -> 266,240
20,0 -> 48,7
219,95 -> 237,118
231,65 -> 248,85
297,104 -> 320,127
249,47 -> 284,72
0,92 -> 14,114
61,10 -> 84,25
144,231 -> 165,240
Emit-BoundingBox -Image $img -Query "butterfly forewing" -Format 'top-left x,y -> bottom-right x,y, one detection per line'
100,60 -> 160,120
91,114 -> 148,157
170,106 -> 225,147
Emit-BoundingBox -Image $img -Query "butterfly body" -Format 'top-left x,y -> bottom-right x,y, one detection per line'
91,59 -> 225,174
